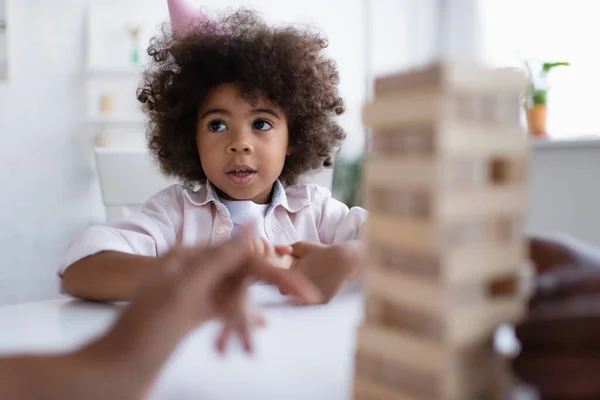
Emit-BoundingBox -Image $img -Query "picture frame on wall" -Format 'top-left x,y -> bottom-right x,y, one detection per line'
0,0 -> 7,81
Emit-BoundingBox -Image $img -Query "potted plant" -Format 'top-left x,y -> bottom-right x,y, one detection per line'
523,61 -> 569,137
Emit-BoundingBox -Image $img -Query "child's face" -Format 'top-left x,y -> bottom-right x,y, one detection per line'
196,83 -> 289,204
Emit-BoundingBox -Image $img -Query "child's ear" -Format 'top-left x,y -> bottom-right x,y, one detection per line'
286,146 -> 295,156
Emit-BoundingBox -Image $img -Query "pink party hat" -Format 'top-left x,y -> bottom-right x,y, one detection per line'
167,0 -> 221,37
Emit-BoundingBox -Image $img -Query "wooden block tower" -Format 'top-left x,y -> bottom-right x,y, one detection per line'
354,61 -> 529,400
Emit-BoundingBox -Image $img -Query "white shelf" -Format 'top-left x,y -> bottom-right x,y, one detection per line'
531,136 -> 600,150
87,115 -> 146,125
85,66 -> 143,78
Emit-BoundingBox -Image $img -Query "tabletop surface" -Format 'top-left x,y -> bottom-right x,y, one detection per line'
0,283 -> 536,400
0,284 -> 364,400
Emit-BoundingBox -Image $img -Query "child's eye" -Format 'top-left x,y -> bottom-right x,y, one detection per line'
208,120 -> 227,132
253,119 -> 272,131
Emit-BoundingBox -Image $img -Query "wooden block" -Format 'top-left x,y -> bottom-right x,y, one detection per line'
364,157 -> 528,192
365,186 -> 432,219
447,90 -> 521,128
357,323 -> 443,374
436,186 -> 527,222
367,211 -> 528,256
355,324 -> 504,399
373,61 -> 526,98
362,90 -> 444,129
363,155 -> 437,189
437,120 -> 528,157
444,63 -> 526,94
368,237 -> 527,284
364,295 -> 444,341
355,349 -> 438,400
366,266 -> 441,315
367,241 -> 440,280
365,268 -> 525,346
370,124 -> 436,157
354,378 -> 419,400
367,213 -> 435,253
364,185 -> 526,222
444,241 -> 527,283
374,63 -> 445,97
449,296 -> 524,345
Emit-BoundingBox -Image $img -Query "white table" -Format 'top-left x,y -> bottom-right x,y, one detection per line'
0,283 -> 537,399
0,284 -> 364,400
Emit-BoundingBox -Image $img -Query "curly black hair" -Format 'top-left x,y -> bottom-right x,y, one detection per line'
137,9 -> 346,186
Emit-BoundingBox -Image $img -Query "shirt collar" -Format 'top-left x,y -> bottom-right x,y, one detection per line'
184,180 -> 305,213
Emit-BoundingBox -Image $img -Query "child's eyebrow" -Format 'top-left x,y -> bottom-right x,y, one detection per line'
199,108 -> 231,119
251,108 -> 281,119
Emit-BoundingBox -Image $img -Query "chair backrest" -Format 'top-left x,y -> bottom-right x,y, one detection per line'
95,148 -> 179,221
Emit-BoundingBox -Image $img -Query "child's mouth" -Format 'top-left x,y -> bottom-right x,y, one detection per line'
227,169 -> 257,185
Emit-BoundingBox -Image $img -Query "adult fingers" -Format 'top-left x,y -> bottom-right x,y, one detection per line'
216,323 -> 234,354
183,235 -> 253,289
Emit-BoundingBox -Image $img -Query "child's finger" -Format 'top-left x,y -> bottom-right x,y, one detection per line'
249,259 -> 322,303
274,245 -> 293,256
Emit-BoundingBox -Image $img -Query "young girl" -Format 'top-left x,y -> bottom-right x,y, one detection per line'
59,0 -> 367,303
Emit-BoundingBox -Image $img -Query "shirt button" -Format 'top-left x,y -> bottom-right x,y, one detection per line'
216,226 -> 226,235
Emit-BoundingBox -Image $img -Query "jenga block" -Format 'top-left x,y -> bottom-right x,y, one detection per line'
373,61 -> 526,98
368,211 -> 527,254
365,186 -> 431,219
366,267 -> 440,315
363,156 -> 436,189
368,239 -> 526,284
354,378 -> 418,400
370,124 -> 436,157
437,186 -> 527,222
445,241 -> 527,283
365,185 -> 527,222
355,348 -> 438,400
365,268 -> 524,346
364,155 -> 528,191
367,213 -> 434,253
362,90 -> 444,129
364,294 -> 443,341
357,323 -> 442,374
437,121 -> 527,156
374,63 -> 445,96
355,324 -> 504,400
449,296 -> 524,345
367,241 -> 440,280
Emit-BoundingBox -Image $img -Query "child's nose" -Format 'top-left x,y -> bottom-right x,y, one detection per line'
227,138 -> 254,154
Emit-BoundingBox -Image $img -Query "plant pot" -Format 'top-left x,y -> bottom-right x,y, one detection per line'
526,105 -> 547,137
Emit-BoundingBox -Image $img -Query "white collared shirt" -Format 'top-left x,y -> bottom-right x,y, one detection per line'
59,181 -> 368,277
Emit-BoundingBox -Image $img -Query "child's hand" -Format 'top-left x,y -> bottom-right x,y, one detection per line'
281,241 -> 365,303
249,236 -> 293,269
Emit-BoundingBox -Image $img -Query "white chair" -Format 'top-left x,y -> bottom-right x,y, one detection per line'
94,147 -> 180,223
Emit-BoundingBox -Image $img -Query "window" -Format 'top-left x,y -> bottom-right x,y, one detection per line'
479,0 -> 599,138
